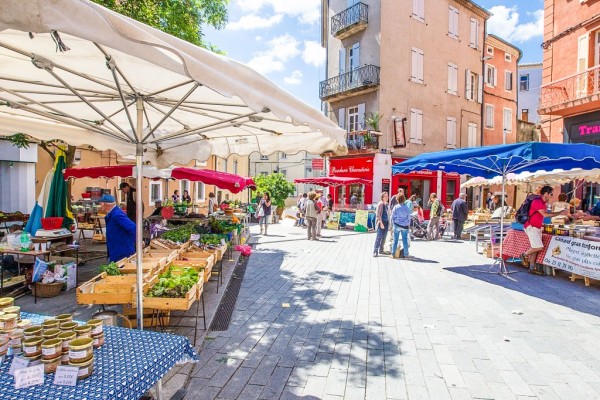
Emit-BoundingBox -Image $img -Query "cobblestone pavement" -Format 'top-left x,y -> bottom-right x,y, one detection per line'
185,220 -> 600,400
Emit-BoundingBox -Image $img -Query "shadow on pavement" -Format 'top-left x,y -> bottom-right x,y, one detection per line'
446,264 -> 600,318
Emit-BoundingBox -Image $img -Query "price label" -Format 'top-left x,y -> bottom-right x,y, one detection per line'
53,366 -> 79,386
8,356 -> 29,376
190,234 -> 200,241
14,364 -> 44,389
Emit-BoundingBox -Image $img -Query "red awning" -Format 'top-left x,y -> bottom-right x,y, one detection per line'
64,166 -> 255,193
294,177 -> 373,187
170,168 -> 255,194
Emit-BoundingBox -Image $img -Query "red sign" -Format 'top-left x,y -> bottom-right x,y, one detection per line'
311,158 -> 324,170
329,156 -> 373,177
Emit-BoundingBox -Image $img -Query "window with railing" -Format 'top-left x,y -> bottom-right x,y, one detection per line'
331,2 -> 368,36
319,65 -> 380,99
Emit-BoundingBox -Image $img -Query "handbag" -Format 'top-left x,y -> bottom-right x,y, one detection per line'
257,205 -> 265,218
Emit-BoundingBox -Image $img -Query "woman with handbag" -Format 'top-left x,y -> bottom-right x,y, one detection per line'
257,192 -> 272,235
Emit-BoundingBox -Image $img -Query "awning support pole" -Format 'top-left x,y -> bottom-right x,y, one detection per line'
135,98 -> 145,330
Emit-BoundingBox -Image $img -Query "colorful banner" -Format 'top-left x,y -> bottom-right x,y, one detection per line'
542,236 -> 600,280
326,212 -> 340,230
354,210 -> 369,232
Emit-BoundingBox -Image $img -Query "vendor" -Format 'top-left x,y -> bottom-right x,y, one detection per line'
119,182 -> 140,222
150,199 -> 164,217
99,194 -> 136,263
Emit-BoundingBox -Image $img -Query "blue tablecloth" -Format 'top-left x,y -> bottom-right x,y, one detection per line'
0,312 -> 198,400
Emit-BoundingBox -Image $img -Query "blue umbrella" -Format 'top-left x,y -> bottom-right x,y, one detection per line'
392,142 -> 600,278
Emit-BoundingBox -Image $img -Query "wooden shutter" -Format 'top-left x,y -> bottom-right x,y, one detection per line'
338,108 -> 346,130
465,69 -> 472,99
358,103 -> 365,130
477,74 -> 483,103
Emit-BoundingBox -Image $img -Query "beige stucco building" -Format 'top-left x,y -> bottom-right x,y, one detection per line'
320,0 -> 489,208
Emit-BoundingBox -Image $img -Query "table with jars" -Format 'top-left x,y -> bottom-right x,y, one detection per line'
0,303 -> 197,399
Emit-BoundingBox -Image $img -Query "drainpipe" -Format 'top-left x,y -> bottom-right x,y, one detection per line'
480,19 -> 487,147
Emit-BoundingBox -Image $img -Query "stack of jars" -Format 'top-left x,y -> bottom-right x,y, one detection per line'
0,297 -> 26,359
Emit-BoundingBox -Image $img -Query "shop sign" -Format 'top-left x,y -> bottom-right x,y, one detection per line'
326,212 -> 340,230
311,158 -> 324,170
542,236 -> 600,280
329,157 -> 373,176
566,113 -> 600,143
393,117 -> 406,148
354,210 -> 369,232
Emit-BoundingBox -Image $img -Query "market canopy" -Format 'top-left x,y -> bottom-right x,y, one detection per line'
0,0 -> 347,166
64,165 -> 256,193
393,142 -> 600,178
294,177 -> 373,187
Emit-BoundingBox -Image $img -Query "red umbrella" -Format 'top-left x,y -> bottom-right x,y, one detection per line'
170,168 -> 256,194
294,177 -> 372,187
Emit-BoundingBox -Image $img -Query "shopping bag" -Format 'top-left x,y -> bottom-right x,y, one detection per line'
32,258 -> 48,283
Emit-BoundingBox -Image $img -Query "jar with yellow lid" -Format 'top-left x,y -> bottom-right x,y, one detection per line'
22,336 -> 43,357
42,328 -> 61,340
69,357 -> 94,380
57,331 -> 76,351
0,313 -> 18,331
42,354 -> 61,374
59,321 -> 78,332
68,337 -> 93,363
74,325 -> 92,338
41,338 -> 62,360
23,325 -> 42,338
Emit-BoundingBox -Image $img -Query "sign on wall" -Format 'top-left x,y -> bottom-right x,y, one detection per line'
542,236 -> 600,280
393,117 -> 406,148
311,158 -> 324,170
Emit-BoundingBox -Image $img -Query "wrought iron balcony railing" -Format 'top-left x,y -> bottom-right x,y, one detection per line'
319,65 -> 380,100
346,131 -> 379,152
539,65 -> 600,111
331,2 -> 369,38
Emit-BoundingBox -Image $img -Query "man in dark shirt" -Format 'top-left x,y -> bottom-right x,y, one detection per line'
119,182 -> 137,222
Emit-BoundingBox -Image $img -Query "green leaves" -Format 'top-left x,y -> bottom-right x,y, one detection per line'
7,133 -> 30,149
147,266 -> 199,298
253,173 -> 295,208
99,262 -> 122,276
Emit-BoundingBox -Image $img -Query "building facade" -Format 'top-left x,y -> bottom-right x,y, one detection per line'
482,34 -> 521,145
517,62 -> 543,124
320,0 -> 489,211
539,0 -> 600,145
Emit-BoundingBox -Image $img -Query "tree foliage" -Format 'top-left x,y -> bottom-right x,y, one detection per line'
253,173 -> 296,208
93,0 -> 229,49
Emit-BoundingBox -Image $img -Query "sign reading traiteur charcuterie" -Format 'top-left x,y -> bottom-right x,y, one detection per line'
542,236 -> 600,280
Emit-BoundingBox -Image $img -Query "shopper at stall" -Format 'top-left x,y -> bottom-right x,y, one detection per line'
182,190 -> 192,203
486,193 -> 494,210
257,192 -> 272,235
207,192 -> 217,214
150,199 -> 164,217
427,193 -> 442,240
171,190 -> 180,203
451,193 -> 468,240
350,192 -> 358,208
297,193 -> 308,227
315,191 -> 325,237
391,194 -> 411,259
373,192 -> 390,257
99,194 -> 135,263
521,186 -> 567,271
304,191 -> 318,240
118,182 -> 140,222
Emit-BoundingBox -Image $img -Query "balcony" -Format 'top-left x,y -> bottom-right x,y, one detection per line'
346,130 -> 380,154
319,65 -> 380,101
331,2 -> 368,39
539,65 -> 600,116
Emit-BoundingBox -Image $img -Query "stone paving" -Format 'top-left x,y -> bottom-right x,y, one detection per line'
184,220 -> 600,400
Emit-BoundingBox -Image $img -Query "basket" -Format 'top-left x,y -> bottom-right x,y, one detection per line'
41,217 -> 64,230
32,281 -> 64,298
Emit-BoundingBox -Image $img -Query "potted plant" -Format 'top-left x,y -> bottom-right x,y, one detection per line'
365,111 -> 383,132
253,172 -> 295,221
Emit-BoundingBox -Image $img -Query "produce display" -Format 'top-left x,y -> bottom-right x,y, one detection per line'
160,224 -> 196,243
98,262 -> 121,276
198,234 -> 225,245
147,267 -> 199,298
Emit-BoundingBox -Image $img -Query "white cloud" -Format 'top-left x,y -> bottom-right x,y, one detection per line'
236,0 -> 321,25
302,41 -> 325,67
487,6 -> 544,43
227,14 -> 283,30
247,34 -> 301,75
284,70 -> 303,85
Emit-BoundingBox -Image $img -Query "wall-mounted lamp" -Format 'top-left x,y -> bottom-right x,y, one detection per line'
9,161 -> 13,168
481,56 -> 492,61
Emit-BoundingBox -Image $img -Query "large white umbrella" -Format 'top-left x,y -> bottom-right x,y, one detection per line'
0,0 -> 347,328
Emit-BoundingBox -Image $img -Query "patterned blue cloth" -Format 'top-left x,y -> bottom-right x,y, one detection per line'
0,312 -> 198,399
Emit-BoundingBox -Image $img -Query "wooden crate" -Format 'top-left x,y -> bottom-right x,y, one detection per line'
141,283 -> 197,311
76,273 -> 137,305
121,260 -> 159,275
122,304 -> 170,328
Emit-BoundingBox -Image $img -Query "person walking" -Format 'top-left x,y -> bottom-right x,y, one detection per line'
521,186 -> 566,272
257,192 -> 272,235
118,182 -> 139,222
427,193 -> 442,240
391,194 -> 411,259
451,193 -> 468,240
315,191 -> 325,237
305,191 -> 318,240
297,193 -> 308,227
99,194 -> 136,262
373,192 -> 390,257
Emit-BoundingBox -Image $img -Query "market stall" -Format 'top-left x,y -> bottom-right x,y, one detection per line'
0,311 -> 196,399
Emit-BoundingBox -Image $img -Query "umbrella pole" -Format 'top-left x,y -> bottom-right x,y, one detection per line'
490,173 -> 518,279
135,103 -> 144,330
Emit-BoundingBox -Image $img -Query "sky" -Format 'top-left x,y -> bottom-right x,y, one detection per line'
204,0 -> 545,110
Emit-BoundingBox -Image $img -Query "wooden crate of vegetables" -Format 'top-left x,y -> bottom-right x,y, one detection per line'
178,252 -> 215,282
141,266 -> 200,311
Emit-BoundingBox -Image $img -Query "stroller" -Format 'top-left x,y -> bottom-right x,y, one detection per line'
409,215 -> 428,240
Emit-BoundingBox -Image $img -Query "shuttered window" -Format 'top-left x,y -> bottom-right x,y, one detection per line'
447,63 -> 458,95
411,48 -> 424,84
410,108 -> 423,143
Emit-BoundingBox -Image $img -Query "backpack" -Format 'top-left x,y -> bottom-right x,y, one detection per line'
516,195 -> 540,224
435,201 -> 444,217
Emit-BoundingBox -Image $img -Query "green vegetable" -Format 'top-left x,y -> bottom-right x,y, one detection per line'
147,266 -> 199,298
99,262 -> 121,276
